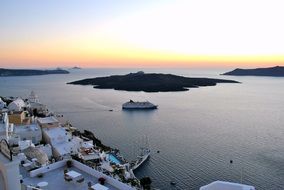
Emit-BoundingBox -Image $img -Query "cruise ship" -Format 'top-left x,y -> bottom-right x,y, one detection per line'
122,100 -> 158,110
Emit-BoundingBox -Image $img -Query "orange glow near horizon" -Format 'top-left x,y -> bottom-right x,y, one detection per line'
1,34 -> 284,69
1,42 -> 283,68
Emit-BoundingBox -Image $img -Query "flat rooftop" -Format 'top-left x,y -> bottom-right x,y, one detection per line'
37,116 -> 59,124
22,166 -> 119,190
14,123 -> 40,132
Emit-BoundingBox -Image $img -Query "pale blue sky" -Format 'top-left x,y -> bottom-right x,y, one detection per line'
0,0 -> 168,44
1,0 -> 284,68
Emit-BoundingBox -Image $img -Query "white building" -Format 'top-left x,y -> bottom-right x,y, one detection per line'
7,98 -> 26,112
6,119 -> 42,146
19,140 -> 33,151
28,91 -> 40,104
41,122 -> 82,160
42,126 -> 71,145
13,123 -> 42,145
0,98 -> 6,110
37,116 -> 60,128
0,140 -> 21,190
51,138 -> 81,159
0,112 -> 14,141
29,102 -> 48,116
77,140 -> 101,161
28,91 -> 49,115
0,113 -> 7,140
0,112 -> 42,146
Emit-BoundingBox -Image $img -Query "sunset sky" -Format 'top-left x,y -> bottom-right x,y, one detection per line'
1,0 -> 284,68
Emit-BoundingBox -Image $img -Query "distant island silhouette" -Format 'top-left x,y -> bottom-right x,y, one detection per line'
71,66 -> 82,69
68,71 -> 239,92
222,66 -> 284,77
0,68 -> 69,76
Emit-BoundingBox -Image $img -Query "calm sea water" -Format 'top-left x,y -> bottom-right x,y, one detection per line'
0,68 -> 284,190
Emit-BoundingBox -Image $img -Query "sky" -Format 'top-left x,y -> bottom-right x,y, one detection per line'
0,0 -> 284,68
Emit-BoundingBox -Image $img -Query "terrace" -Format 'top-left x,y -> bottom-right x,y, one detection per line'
21,159 -> 135,190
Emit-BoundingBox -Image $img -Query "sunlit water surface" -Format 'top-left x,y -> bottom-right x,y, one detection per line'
1,68 -> 284,190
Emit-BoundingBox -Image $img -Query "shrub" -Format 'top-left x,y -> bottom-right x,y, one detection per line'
98,177 -> 106,185
66,160 -> 72,168
140,177 -> 152,190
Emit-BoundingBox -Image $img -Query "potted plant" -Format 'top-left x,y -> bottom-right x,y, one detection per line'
66,160 -> 72,168
98,177 -> 106,185
87,181 -> 93,189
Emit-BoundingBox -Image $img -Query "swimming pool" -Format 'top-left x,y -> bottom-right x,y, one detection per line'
108,154 -> 121,165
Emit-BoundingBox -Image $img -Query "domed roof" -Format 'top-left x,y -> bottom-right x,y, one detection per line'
23,146 -> 49,165
29,91 -> 38,98
28,91 -> 39,103
8,98 -> 26,111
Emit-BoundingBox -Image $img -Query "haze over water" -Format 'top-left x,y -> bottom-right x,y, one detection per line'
0,68 -> 284,189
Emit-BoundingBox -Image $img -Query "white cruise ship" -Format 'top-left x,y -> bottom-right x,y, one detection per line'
122,100 -> 158,110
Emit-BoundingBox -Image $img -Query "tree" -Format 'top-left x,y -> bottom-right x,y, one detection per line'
140,177 -> 152,190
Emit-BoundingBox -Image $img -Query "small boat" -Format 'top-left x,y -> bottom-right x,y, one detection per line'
131,148 -> 151,171
122,100 -> 158,110
170,181 -> 176,185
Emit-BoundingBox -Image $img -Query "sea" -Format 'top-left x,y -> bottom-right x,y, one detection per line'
0,68 -> 283,190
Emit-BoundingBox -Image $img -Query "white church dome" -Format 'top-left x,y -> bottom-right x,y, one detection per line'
28,91 -> 40,103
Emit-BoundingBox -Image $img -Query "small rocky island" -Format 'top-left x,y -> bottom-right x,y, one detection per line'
0,68 -> 69,76
68,71 -> 239,92
222,66 -> 284,77
71,66 -> 82,69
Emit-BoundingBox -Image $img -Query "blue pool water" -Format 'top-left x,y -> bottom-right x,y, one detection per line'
108,154 -> 121,165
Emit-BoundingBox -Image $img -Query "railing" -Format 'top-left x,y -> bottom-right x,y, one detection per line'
29,159 -> 66,177
72,160 -> 136,190
25,185 -> 43,190
28,159 -> 137,190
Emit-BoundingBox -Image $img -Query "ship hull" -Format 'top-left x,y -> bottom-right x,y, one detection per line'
122,105 -> 157,110
132,153 -> 150,171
